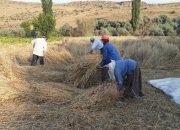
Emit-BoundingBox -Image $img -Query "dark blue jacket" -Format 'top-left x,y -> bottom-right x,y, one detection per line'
114,59 -> 137,90
100,42 -> 120,67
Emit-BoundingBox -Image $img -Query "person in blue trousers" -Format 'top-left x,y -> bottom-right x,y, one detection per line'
114,59 -> 144,102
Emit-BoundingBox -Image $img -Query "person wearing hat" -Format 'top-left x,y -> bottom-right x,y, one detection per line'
97,35 -> 121,81
31,36 -> 47,66
114,58 -> 144,102
89,37 -> 103,54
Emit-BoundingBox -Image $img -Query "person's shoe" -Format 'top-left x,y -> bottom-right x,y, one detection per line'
114,97 -> 126,106
139,92 -> 145,97
135,95 -> 144,100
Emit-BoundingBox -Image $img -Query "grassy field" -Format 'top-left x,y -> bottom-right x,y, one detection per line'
0,36 -> 64,44
0,36 -> 180,129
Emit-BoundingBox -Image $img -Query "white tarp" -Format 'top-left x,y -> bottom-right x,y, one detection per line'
148,78 -> 180,105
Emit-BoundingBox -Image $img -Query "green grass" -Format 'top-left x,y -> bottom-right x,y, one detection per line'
47,36 -> 64,42
0,36 -> 64,44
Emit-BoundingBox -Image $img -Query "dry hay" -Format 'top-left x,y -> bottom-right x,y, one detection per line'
64,54 -> 102,88
46,48 -> 72,66
72,83 -> 119,110
0,53 -> 16,80
0,38 -> 180,129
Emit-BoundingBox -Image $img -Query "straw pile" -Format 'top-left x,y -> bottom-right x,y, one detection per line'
0,38 -> 180,130
64,54 -> 102,88
72,82 -> 119,109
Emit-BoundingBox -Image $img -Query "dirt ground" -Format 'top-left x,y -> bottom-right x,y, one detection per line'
0,37 -> 180,130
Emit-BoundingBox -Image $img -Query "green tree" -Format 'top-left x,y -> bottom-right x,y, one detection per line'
32,0 -> 56,37
20,21 -> 32,37
131,0 -> 141,32
175,17 -> 180,35
32,13 -> 56,36
20,21 -> 31,33
41,0 -> 53,15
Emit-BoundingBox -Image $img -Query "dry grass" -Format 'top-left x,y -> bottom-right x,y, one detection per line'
0,36 -> 180,129
114,37 -> 180,68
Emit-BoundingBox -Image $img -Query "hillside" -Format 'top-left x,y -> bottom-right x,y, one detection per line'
0,1 -> 180,29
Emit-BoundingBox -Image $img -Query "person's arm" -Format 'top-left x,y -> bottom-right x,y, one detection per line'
99,46 -> 109,67
43,40 -> 47,52
88,49 -> 93,54
88,42 -> 97,54
114,69 -> 123,92
114,62 -> 123,91
31,40 -> 35,48
91,41 -> 97,50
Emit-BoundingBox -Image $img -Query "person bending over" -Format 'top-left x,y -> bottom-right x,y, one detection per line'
114,59 -> 144,102
31,36 -> 47,66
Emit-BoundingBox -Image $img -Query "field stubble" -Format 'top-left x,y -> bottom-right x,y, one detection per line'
0,36 -> 180,129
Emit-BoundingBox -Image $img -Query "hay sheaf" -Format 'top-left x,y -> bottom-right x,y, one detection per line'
65,54 -> 101,88
72,83 -> 119,110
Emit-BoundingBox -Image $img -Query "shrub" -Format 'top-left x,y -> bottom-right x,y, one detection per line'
95,19 -> 133,36
60,23 -> 72,36
99,27 -> 111,35
109,21 -> 117,28
160,24 -> 176,36
107,27 -> 117,36
117,28 -> 130,36
149,15 -> 177,36
95,19 -> 109,30
50,29 -> 61,37
0,27 -> 26,37
153,15 -> 171,24
149,25 -> 164,36
139,16 -> 151,35
143,16 -> 151,25
20,21 -> 31,33
120,21 -> 133,33
115,22 -> 121,28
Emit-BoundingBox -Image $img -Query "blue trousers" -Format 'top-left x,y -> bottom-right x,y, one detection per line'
31,54 -> 44,66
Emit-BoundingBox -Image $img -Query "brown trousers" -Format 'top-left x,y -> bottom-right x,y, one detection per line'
124,64 -> 143,98
101,67 -> 109,82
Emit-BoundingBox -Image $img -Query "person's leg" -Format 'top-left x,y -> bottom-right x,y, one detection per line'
101,67 -> 109,82
107,60 -> 115,81
138,67 -> 144,97
124,74 -> 134,98
31,54 -> 38,66
130,64 -> 144,98
39,56 -> 45,65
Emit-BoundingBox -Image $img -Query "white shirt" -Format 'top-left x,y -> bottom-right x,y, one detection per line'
91,39 -> 103,50
32,38 -> 47,56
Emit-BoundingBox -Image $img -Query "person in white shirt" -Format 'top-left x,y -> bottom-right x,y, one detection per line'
89,37 -> 103,54
31,36 -> 47,66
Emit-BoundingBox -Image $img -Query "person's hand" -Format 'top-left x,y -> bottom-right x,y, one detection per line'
88,51 -> 93,54
88,50 -> 93,54
96,64 -> 102,69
